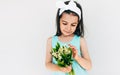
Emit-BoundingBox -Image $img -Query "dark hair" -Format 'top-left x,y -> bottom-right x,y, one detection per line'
55,1 -> 84,37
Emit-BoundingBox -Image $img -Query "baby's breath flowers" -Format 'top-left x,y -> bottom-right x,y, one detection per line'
50,42 -> 75,75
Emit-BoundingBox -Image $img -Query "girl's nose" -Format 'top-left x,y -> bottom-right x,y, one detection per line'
66,25 -> 71,31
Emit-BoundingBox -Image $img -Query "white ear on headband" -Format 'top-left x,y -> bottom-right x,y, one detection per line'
56,0 -> 81,20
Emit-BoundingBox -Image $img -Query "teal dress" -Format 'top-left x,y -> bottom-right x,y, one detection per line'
51,35 -> 88,75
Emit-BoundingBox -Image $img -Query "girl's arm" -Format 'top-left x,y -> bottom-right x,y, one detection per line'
69,37 -> 92,70
45,37 -> 72,72
45,37 -> 60,71
76,37 -> 92,70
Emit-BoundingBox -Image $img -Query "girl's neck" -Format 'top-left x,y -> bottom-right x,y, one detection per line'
58,34 -> 75,43
60,34 -> 74,38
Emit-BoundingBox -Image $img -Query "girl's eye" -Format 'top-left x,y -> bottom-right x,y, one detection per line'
71,24 -> 76,27
63,23 -> 67,25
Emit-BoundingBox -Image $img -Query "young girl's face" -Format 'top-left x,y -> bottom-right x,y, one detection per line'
60,13 -> 78,36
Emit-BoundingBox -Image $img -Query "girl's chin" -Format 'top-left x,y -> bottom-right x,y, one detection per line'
62,33 -> 72,36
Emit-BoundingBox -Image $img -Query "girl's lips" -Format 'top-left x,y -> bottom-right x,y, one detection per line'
64,30 -> 71,33
65,31 -> 71,33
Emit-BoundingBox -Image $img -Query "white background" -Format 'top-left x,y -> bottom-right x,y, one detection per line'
0,0 -> 120,75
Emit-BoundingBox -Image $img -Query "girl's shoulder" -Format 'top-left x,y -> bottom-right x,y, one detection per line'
80,37 -> 86,42
80,37 -> 87,46
47,35 -> 57,42
47,36 -> 52,44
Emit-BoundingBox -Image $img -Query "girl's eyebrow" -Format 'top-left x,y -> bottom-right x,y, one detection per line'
72,22 -> 78,24
62,20 -> 78,24
62,20 -> 67,22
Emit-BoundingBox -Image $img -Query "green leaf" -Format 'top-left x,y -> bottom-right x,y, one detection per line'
57,60 -> 65,67
52,48 -> 57,52
55,42 -> 60,51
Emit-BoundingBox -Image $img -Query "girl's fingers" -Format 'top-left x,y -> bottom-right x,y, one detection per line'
67,65 -> 71,69
68,44 -> 78,58
68,44 -> 72,46
62,68 -> 67,72
68,44 -> 75,48
62,66 -> 72,72
68,44 -> 77,50
68,44 -> 74,48
66,67 -> 71,72
68,44 -> 74,49
63,68 -> 67,72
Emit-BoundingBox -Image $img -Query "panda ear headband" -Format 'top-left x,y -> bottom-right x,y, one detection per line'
56,0 -> 81,20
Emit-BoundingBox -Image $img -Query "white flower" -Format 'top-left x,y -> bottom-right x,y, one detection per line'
67,50 -> 71,54
58,47 -> 64,53
62,46 -> 70,54
58,55 -> 62,60
52,52 -> 58,58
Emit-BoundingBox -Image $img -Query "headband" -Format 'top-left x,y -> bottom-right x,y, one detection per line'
56,0 -> 81,20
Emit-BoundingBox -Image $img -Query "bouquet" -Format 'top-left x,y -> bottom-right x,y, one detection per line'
50,42 -> 75,75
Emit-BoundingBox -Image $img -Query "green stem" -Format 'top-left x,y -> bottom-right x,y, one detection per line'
68,68 -> 75,75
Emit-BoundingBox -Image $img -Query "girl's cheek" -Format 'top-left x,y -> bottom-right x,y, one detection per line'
73,27 -> 76,30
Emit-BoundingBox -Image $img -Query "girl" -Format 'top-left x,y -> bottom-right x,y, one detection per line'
45,0 -> 92,75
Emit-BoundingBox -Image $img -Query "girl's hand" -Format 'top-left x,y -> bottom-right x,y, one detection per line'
68,44 -> 79,60
59,65 -> 72,73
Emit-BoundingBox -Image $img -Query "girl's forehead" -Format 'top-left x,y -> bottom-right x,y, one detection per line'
60,13 -> 78,23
